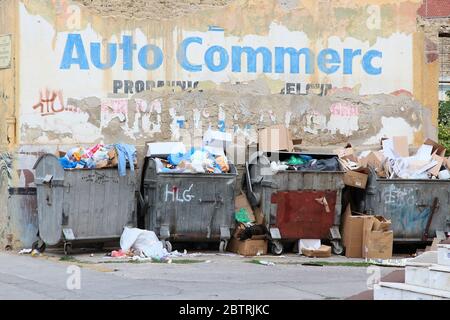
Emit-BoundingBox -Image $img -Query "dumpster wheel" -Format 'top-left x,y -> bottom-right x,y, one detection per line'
64,242 -> 72,256
32,239 -> 46,253
163,241 -> 172,253
331,240 -> 343,255
219,240 -> 228,253
271,241 -> 283,256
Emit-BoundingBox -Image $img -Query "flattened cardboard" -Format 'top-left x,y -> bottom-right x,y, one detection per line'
343,170 -> 368,189
366,151 -> 384,168
258,125 -> 294,152
429,154 -> 445,177
235,193 -> 255,222
254,207 -> 265,225
393,136 -> 409,158
228,238 -> 268,256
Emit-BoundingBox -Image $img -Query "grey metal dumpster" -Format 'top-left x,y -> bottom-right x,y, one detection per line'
244,151 -> 345,255
140,157 -> 237,252
361,169 -> 450,242
33,154 -> 137,254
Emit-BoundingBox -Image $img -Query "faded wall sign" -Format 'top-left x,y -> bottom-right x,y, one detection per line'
0,34 -> 12,69
16,0 -> 434,151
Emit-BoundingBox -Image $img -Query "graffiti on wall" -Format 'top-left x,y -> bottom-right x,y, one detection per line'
304,102 -> 360,136
0,152 -> 13,187
32,89 -> 80,116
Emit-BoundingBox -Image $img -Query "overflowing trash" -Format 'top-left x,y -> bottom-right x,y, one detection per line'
58,143 -> 137,176
228,193 -> 270,256
337,137 -> 450,181
153,147 -> 231,174
269,155 -> 341,174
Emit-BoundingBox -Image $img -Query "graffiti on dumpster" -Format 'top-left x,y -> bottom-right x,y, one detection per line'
164,184 -> 195,203
81,172 -> 119,184
383,185 -> 429,232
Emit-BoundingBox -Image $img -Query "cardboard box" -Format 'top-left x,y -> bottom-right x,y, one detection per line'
343,170 -> 368,189
424,138 -> 447,157
360,151 -> 384,168
334,147 -> 358,163
372,216 -> 392,232
258,125 -> 294,152
362,216 -> 393,259
342,205 -> 372,258
301,245 -> 332,258
235,193 -> 255,223
363,230 -> 393,259
227,237 -> 268,256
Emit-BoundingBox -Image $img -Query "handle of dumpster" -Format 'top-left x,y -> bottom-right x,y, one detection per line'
261,180 -> 278,189
198,195 -> 224,208
244,162 -> 261,207
422,197 -> 439,241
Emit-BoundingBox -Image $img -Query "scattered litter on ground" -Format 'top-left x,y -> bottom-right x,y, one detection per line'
257,260 -> 275,266
19,249 -> 32,255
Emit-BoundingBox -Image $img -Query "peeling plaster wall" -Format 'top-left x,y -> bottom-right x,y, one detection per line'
0,0 -> 442,248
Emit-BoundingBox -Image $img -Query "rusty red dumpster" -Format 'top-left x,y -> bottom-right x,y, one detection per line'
244,151 -> 345,255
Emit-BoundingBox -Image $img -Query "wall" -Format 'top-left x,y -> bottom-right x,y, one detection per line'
0,0 -> 442,248
417,0 -> 450,100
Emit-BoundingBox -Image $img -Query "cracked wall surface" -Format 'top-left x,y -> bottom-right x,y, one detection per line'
0,0 -> 442,248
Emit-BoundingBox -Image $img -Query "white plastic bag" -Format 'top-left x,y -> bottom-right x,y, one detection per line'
120,227 -> 168,259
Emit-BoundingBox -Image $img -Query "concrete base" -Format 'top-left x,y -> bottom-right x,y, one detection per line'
374,282 -> 450,300
406,264 -> 450,292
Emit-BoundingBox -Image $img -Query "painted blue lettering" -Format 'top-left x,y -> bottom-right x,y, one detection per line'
205,46 -> 229,72
138,45 -> 163,70
60,33 -> 89,70
343,49 -> 361,75
90,43 -> 117,69
317,49 -> 341,74
177,37 -> 202,72
120,36 -> 137,71
275,47 -> 313,74
232,46 -> 272,73
362,50 -> 382,75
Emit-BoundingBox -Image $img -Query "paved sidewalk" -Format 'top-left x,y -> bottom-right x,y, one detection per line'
0,250 -> 401,300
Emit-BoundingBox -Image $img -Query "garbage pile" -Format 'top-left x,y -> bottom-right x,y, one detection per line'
227,193 -> 269,256
269,155 -> 341,173
337,137 -> 450,183
58,143 -> 136,176
153,147 -> 231,174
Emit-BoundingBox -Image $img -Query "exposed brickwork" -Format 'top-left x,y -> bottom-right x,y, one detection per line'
418,0 -> 450,18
